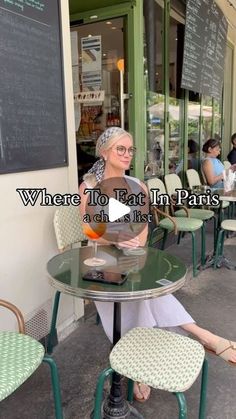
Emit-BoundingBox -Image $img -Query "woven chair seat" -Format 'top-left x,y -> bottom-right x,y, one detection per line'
110,327 -> 205,393
160,217 -> 203,232
0,331 -> 44,401
175,208 -> 214,221
54,206 -> 86,250
220,201 -> 230,209
221,219 -> 236,232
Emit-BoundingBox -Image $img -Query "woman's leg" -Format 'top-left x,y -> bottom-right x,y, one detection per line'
182,323 -> 236,363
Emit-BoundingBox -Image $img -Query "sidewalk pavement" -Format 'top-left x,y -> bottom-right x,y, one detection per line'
0,226 -> 236,419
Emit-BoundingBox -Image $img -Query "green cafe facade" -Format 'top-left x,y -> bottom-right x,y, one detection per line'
70,0 -> 236,183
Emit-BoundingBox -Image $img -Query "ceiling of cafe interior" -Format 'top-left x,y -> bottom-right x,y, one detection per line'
69,0 -> 132,16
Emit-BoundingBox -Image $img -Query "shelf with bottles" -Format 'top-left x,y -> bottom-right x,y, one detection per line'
106,112 -> 121,127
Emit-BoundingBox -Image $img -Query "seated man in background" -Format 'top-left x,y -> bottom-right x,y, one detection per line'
227,133 -> 236,165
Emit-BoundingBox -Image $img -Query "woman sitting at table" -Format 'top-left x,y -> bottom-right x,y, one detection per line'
79,127 -> 236,402
201,138 -> 236,189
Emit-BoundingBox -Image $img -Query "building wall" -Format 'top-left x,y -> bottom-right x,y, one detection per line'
0,1 -> 84,334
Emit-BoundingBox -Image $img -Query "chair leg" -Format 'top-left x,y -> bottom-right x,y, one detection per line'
94,367 -> 114,419
177,231 -> 182,245
174,392 -> 187,419
214,230 -> 224,269
218,206 -> 223,228
219,230 -> 225,256
96,312 -> 101,325
191,232 -> 197,277
201,223 -> 206,266
212,215 -> 217,252
199,358 -> 208,419
127,379 -> 134,402
161,230 -> 168,250
148,226 -> 159,247
47,291 -> 61,354
43,355 -> 63,419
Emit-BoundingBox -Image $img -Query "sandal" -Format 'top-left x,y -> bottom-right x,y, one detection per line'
205,338 -> 236,366
133,382 -> 151,403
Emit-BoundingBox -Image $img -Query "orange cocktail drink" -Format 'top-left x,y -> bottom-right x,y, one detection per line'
82,222 -> 106,267
83,223 -> 106,240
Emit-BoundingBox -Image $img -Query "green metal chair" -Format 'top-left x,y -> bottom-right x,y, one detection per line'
164,173 -> 216,258
186,168 -> 230,226
47,206 -> 87,354
0,300 -> 63,419
93,327 -> 208,419
147,178 -> 204,277
214,219 -> 236,269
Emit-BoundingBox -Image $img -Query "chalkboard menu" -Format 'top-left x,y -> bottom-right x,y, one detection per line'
0,0 -> 67,174
181,0 -> 228,101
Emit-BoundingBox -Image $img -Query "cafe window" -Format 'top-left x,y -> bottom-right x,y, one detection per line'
169,15 -> 185,176
145,1 -> 165,179
187,96 -> 200,171
71,17 -> 126,183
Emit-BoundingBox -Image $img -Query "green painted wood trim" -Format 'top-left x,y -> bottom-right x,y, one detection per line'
164,0 -> 170,175
226,40 -> 233,140
128,0 -> 145,179
183,90 -> 188,179
199,94 -> 203,154
211,98 -> 215,137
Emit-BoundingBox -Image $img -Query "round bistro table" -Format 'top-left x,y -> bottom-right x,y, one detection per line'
47,245 -> 187,419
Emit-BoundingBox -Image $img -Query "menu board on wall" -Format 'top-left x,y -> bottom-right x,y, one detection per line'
0,0 -> 67,174
181,0 -> 228,100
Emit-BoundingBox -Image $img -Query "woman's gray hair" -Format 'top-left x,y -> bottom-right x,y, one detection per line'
84,127 -> 131,186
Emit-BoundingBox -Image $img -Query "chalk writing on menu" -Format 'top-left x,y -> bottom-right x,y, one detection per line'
0,0 -> 67,174
181,0 -> 228,100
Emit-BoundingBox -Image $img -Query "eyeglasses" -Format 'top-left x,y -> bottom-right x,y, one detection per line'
115,146 -> 136,157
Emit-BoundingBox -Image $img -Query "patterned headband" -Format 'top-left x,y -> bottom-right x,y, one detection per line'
85,127 -> 128,183
96,127 -> 127,156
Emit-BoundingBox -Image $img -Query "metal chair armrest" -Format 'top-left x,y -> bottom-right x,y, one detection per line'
170,197 -> 190,217
153,207 -> 178,235
0,299 -> 25,333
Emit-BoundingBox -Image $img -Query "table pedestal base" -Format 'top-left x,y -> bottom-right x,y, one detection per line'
102,399 -> 144,419
201,254 -> 236,270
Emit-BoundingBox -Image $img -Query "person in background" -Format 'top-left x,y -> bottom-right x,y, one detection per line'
202,138 -> 236,189
227,133 -> 236,165
79,127 -> 236,402
187,139 -> 199,170
175,139 -> 199,174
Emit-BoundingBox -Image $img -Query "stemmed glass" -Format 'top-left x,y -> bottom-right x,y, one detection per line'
82,222 -> 106,267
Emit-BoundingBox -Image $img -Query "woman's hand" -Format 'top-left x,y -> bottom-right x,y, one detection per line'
117,231 -> 140,248
117,255 -> 139,272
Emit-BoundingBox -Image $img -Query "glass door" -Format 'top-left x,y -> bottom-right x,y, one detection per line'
70,17 -> 128,183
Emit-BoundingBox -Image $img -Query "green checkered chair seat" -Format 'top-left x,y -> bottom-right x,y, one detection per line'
93,328 -> 208,419
174,208 -> 214,221
109,327 -> 205,393
159,217 -> 203,232
0,331 -> 44,401
218,200 -> 229,209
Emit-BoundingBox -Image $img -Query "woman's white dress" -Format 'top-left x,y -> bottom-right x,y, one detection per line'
84,175 -> 194,343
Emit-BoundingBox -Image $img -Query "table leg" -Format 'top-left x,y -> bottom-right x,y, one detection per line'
102,302 -> 144,419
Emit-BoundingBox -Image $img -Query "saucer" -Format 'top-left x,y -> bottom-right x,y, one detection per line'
122,248 -> 146,256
